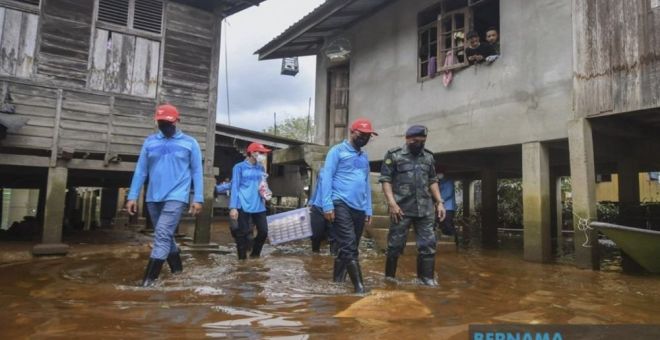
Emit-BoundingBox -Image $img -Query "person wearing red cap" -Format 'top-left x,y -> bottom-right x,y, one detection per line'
320,118 -> 378,293
126,104 -> 204,287
229,142 -> 272,259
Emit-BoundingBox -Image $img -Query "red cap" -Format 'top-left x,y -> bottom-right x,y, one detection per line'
247,142 -> 271,154
350,118 -> 378,135
155,104 -> 179,123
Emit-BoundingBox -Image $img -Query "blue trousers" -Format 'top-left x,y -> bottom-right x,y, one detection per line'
332,200 -> 365,261
147,201 -> 187,260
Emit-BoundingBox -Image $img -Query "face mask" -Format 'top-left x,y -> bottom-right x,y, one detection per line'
353,134 -> 370,148
408,142 -> 425,155
438,173 -> 445,180
158,121 -> 176,138
255,153 -> 267,163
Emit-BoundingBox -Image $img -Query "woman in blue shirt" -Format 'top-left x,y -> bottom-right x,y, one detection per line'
229,142 -> 271,259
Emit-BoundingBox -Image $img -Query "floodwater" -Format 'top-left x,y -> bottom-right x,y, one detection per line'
1,228 -> 660,339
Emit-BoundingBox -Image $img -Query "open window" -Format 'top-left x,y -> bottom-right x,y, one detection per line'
417,0 -> 500,79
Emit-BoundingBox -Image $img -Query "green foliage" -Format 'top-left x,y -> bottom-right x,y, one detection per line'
497,179 -> 523,229
264,116 -> 315,142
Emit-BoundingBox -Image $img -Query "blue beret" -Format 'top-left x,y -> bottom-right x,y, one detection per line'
406,125 -> 428,138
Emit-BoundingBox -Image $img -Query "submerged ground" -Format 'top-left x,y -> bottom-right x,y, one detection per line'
1,220 -> 659,339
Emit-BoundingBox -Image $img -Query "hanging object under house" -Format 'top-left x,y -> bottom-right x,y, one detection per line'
281,57 -> 299,76
324,37 -> 351,62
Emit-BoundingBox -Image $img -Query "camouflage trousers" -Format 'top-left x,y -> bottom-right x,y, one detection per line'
386,214 -> 437,257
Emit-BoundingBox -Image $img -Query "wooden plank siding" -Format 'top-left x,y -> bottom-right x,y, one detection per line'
573,0 -> 660,117
0,0 -> 219,169
159,1 -> 211,125
89,29 -> 160,98
0,7 -> 38,78
37,0 -> 95,85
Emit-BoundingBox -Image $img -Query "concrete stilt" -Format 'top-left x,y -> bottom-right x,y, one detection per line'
567,118 -> 599,270
554,177 -> 564,255
33,166 -> 69,255
481,168 -> 498,248
461,179 -> 471,218
617,155 -> 640,226
522,142 -> 552,263
192,176 -> 218,247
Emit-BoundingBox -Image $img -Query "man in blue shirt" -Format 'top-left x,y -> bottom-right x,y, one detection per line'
229,142 -> 271,260
215,177 -> 231,196
308,167 -> 337,256
321,118 -> 377,293
126,104 -> 203,287
437,165 -> 457,238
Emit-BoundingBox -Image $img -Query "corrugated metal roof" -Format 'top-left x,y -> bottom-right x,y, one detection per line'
223,0 -> 268,16
255,0 -> 396,60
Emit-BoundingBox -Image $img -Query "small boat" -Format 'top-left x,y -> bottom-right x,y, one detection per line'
591,222 -> 660,273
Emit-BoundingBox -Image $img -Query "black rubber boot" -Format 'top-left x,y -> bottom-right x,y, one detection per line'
250,240 -> 264,258
141,258 -> 164,287
237,239 -> 248,260
311,238 -> 321,253
333,257 -> 347,282
417,254 -> 438,287
346,260 -> 365,293
167,251 -> 183,274
385,255 -> 398,279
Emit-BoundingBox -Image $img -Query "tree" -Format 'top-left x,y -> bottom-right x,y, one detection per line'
264,116 -> 315,142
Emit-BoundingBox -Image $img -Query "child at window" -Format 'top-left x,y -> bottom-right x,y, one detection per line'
465,31 -> 495,65
486,27 -> 500,55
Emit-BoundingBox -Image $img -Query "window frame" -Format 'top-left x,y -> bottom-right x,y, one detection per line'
437,7 -> 471,72
95,0 -> 164,40
417,21 -> 438,82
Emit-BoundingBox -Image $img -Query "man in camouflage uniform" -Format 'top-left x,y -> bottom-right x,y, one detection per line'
379,125 -> 446,286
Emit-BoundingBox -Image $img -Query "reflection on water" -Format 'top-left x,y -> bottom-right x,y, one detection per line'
1,238 -> 660,339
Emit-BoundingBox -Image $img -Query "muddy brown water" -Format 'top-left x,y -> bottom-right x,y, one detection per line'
1,227 -> 660,339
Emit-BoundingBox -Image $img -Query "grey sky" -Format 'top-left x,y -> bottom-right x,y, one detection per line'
217,0 -> 325,132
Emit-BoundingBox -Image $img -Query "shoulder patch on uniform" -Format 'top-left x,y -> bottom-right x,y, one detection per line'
385,158 -> 393,165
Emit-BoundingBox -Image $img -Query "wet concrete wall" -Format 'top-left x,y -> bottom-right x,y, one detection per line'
314,0 -> 573,159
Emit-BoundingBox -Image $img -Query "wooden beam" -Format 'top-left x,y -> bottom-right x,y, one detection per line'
0,154 -> 49,167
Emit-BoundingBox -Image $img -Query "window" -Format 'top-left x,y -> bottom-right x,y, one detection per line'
97,0 -> 163,35
417,0 -> 500,79
417,4 -> 440,80
439,9 -> 469,70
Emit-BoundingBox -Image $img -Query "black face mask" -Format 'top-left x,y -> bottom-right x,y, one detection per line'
408,142 -> 425,155
158,121 -> 176,138
353,134 -> 370,148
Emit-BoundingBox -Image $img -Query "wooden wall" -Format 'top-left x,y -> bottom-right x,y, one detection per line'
0,0 -> 218,165
0,7 -> 38,78
573,0 -> 660,117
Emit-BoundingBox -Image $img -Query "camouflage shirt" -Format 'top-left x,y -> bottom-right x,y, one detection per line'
379,145 -> 438,217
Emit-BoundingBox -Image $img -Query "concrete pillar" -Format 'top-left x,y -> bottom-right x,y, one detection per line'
33,166 -> 69,255
617,155 -> 640,227
83,190 -> 93,231
481,168 -> 498,248
554,177 -> 564,255
461,179 -> 471,218
522,142 -> 552,263
568,119 -> 599,269
193,176 -> 217,245
469,181 -> 478,216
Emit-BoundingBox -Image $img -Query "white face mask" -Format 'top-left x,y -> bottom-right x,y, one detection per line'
438,173 -> 445,180
255,153 -> 267,163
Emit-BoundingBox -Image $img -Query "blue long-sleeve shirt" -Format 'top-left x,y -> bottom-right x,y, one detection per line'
321,140 -> 372,216
308,168 -> 324,208
128,130 -> 203,204
440,178 -> 456,211
229,160 -> 267,213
